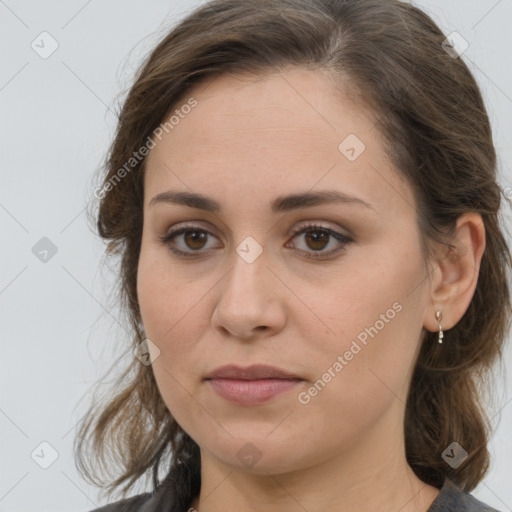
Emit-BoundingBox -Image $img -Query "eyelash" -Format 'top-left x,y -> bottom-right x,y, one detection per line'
158,223 -> 353,260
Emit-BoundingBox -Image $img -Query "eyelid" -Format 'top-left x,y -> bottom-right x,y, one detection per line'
288,220 -> 350,237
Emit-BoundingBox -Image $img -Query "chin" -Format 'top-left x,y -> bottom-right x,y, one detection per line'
198,433 -> 320,476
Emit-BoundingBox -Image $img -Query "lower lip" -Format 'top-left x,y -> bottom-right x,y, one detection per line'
207,378 -> 302,405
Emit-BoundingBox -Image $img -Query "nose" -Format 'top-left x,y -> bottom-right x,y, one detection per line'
211,246 -> 287,341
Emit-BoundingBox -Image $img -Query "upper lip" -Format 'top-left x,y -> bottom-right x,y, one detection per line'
205,364 -> 302,380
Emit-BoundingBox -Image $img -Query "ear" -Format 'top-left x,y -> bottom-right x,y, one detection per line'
423,213 -> 486,333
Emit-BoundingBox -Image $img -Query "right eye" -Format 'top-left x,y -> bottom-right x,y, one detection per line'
159,225 -> 222,258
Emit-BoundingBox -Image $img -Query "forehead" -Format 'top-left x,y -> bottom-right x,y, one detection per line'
144,68 -> 414,220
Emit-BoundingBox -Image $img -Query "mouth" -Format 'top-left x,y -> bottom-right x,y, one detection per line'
205,363 -> 302,380
205,364 -> 304,405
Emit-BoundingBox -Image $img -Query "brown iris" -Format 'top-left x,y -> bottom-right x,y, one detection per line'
304,230 -> 329,251
184,230 -> 208,250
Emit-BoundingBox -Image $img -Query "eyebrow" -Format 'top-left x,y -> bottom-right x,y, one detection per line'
148,189 -> 375,214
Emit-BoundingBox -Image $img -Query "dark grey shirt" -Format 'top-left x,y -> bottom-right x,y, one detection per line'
88,477 -> 501,512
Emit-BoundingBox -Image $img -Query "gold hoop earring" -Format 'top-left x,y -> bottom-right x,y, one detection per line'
435,310 -> 444,344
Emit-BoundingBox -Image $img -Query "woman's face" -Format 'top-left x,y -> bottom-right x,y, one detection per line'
137,68 -> 433,474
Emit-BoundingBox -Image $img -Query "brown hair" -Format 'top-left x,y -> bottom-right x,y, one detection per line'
75,0 -> 512,506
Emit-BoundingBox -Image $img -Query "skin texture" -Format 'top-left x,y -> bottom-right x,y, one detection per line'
137,68 -> 486,512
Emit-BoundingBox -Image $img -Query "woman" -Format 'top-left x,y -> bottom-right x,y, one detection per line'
76,0 -> 512,511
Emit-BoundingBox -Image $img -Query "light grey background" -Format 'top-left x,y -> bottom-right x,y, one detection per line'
1,1 -> 511,510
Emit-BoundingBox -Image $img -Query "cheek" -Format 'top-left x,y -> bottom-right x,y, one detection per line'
296,303 -> 421,453
136,245 -> 211,394
304,250 -> 425,418
137,256 -> 205,432
137,244 -> 202,341
137,266 -> 172,343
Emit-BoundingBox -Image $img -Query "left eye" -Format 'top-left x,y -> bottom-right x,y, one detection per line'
286,223 -> 353,259
159,223 -> 353,259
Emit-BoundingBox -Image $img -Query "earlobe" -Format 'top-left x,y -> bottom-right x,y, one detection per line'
423,213 -> 486,334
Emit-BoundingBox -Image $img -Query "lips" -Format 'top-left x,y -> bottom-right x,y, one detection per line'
205,364 -> 303,405
205,364 -> 302,381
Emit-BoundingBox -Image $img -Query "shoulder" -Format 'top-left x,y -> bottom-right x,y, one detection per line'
85,468 -> 195,512
87,489 -> 166,512
428,478 -> 502,512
